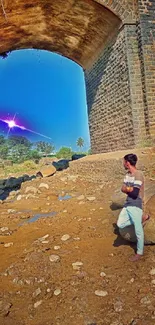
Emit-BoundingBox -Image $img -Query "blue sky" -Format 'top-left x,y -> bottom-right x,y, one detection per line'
0,50 -> 90,151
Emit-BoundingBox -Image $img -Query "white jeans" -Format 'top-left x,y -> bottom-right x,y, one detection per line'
117,206 -> 144,255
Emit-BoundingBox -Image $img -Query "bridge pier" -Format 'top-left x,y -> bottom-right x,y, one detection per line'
86,0 -> 155,153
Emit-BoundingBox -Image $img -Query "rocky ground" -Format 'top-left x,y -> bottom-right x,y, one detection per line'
0,149 -> 155,325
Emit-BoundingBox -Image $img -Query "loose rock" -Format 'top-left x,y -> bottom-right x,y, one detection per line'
87,196 -> 96,201
77,195 -> 85,200
49,255 -> 60,263
25,186 -> 38,194
17,195 -> 22,201
114,300 -> 123,312
34,300 -> 42,308
140,296 -> 151,305
54,289 -> 61,296
8,209 -> 16,213
33,288 -> 41,297
54,246 -> 61,250
95,290 -> 108,297
72,261 -> 83,271
4,242 -> 13,248
100,272 -> 106,277
149,268 -> 155,276
61,234 -> 70,241
38,234 -> 49,242
39,183 -> 49,190
0,227 -> 9,232
0,301 -> 12,316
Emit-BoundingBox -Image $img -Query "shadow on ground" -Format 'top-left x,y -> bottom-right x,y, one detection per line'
112,223 -> 136,253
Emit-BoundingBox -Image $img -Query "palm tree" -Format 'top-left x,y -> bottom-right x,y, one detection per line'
76,137 -> 84,151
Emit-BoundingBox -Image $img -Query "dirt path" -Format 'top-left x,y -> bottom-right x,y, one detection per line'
0,150 -> 155,325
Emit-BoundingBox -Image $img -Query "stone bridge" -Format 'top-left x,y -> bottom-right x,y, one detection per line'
0,0 -> 155,152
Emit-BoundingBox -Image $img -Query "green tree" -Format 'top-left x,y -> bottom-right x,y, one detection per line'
7,135 -> 32,148
28,150 -> 41,161
36,141 -> 54,157
87,148 -> 92,155
56,147 -> 72,159
0,135 -> 6,145
76,137 -> 84,151
11,144 -> 30,163
0,145 -> 9,159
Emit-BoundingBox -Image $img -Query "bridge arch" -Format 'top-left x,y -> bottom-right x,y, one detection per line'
94,0 -> 138,22
0,0 -> 124,68
0,0 -> 155,153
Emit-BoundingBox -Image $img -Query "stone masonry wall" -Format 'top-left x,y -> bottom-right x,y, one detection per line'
125,24 -> 146,145
85,27 -> 135,153
94,0 -> 138,22
138,0 -> 155,138
85,1 -> 155,154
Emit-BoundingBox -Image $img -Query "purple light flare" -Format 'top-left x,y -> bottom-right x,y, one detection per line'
0,117 -> 52,140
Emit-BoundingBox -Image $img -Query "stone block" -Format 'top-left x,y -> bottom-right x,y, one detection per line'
38,165 -> 56,177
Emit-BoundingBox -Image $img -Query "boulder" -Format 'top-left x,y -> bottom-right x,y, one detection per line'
0,189 -> 4,195
119,225 -> 137,243
52,159 -> 70,171
38,165 -> 56,177
5,177 -> 21,189
0,179 -> 6,190
144,184 -> 155,204
22,174 -> 30,182
72,154 -> 86,161
28,175 -> 36,181
110,191 -> 126,218
113,188 -> 155,245
119,216 -> 155,245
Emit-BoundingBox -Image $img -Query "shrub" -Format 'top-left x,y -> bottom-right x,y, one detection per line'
22,160 -> 37,169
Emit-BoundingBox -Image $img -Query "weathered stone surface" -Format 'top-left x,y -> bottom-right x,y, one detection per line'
39,183 -> 49,190
85,0 -> 155,153
38,165 -> 56,177
25,186 -> 38,194
143,218 -> 155,245
0,0 -> 124,68
138,0 -> 155,139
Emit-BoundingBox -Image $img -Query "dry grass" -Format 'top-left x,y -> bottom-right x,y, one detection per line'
0,160 -> 38,178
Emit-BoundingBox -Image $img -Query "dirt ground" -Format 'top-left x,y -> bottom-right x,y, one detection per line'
0,149 -> 155,325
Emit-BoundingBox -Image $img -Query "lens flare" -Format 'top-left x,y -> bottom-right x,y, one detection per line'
8,120 -> 16,128
0,117 -> 52,140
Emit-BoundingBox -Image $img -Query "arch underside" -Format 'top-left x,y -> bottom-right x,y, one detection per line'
0,0 -> 122,68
